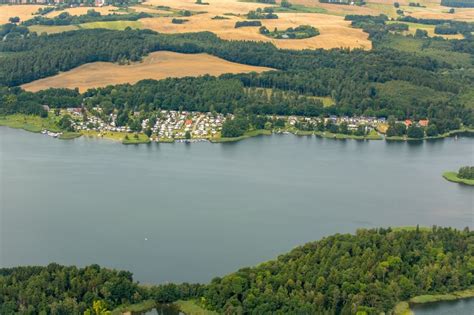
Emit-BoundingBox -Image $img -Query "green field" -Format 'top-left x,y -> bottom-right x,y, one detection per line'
313,129 -> 383,141
79,20 -> 143,30
410,288 -> 474,304
376,34 -> 472,67
442,172 -> 474,186
273,4 -> 327,14
0,114 -> 60,133
122,133 -> 151,144
212,129 -> 272,143
58,132 -> 82,140
29,24 -> 80,34
81,130 -> 150,144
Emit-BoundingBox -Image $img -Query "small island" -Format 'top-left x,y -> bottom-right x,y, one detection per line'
259,25 -> 320,39
443,166 -> 474,186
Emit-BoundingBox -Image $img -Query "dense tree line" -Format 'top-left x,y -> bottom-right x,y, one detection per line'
38,0 -> 142,6
82,77 -> 325,117
22,10 -> 151,26
235,20 -> 262,28
203,227 -> 474,314
2,227 -> 471,314
320,0 -> 366,5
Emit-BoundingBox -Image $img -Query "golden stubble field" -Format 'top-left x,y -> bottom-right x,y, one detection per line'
140,0 -> 371,50
21,51 -> 274,92
0,4 -> 45,24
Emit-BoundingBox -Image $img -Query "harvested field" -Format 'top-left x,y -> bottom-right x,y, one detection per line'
141,11 -> 371,50
0,4 -> 45,24
21,51 -> 274,92
142,0 -> 272,15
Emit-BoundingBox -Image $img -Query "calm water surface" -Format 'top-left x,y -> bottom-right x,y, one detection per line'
412,298 -> 474,315
1,128 -> 473,285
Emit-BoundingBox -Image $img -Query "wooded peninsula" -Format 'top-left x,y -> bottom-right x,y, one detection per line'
1,227 -> 473,314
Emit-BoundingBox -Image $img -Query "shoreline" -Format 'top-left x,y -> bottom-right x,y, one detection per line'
394,288 -> 474,315
1,116 -> 473,145
442,171 -> 474,186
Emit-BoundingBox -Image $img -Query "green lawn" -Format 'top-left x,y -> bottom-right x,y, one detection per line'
79,20 -> 143,30
410,288 -> 474,304
81,130 -> 150,144
316,96 -> 335,107
212,129 -> 272,143
58,132 -> 82,140
376,34 -> 472,68
314,130 -> 383,141
442,172 -> 474,186
122,133 -> 151,144
0,114 -> 61,133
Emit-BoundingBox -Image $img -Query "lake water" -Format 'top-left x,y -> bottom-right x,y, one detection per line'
1,128 -> 473,285
412,298 -> 474,315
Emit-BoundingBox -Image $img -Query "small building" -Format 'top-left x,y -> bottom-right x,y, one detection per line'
418,119 -> 429,127
405,119 -> 412,127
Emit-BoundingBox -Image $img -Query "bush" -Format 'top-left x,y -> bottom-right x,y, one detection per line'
458,166 -> 474,179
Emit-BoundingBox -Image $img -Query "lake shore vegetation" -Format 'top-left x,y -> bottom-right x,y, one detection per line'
443,166 -> 474,186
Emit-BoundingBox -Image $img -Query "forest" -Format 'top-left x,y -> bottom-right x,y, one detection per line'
1,227 -> 472,314
0,264 -> 203,314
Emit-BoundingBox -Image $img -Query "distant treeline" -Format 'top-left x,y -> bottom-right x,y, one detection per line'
22,10 -> 151,26
319,0 -> 366,5
345,14 -> 474,54
397,16 -> 474,36
1,227 -> 472,314
441,0 -> 474,8
0,29 -> 472,126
